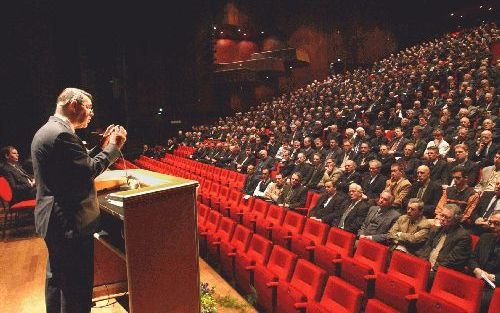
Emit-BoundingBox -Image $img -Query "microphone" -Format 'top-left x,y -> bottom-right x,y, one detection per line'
118,148 -> 140,190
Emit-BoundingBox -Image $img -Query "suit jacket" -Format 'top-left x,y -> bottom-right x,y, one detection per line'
445,159 -> 480,187
242,173 -> 259,195
469,233 -> 500,280
277,184 -> 308,209
358,206 -> 400,243
306,164 -> 326,189
293,162 -> 313,184
473,142 -> 498,167
309,192 -> 349,223
0,162 -> 36,203
334,199 -> 370,234
384,178 -> 412,208
471,192 -> 497,235
31,116 -> 120,238
361,174 -> 387,201
427,159 -> 448,185
255,156 -> 275,173
336,171 -> 362,193
279,160 -> 296,178
402,180 -> 443,217
335,150 -> 356,167
416,224 -> 472,271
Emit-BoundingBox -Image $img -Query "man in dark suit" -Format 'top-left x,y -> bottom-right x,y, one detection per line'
471,182 -> 499,235
473,130 -> 497,167
309,179 -> 348,224
335,183 -> 370,234
336,160 -> 362,194
242,164 -> 259,195
403,165 -> 442,218
278,149 -> 295,178
425,146 -> 448,185
293,152 -> 313,184
361,159 -> 387,204
31,88 -> 127,313
277,172 -> 308,210
306,153 -> 326,190
235,147 -> 256,173
358,191 -> 400,244
388,127 -> 409,157
445,144 -> 480,187
417,204 -> 472,284
336,140 -> 356,169
0,146 -> 36,202
469,211 -> 500,313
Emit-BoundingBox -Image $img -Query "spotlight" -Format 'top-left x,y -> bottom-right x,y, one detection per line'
220,31 -> 224,35
460,15 -> 463,18
243,33 -> 247,36
238,29 -> 241,32
213,26 -> 217,30
450,13 -> 454,16
337,58 -> 341,62
489,7 -> 492,11
261,31 -> 265,34
265,76 -> 269,79
159,108 -> 163,112
480,5 -> 483,8
289,66 -> 293,69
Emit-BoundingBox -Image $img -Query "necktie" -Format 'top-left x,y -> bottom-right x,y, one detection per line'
482,196 -> 498,219
339,201 -> 358,229
416,185 -> 425,199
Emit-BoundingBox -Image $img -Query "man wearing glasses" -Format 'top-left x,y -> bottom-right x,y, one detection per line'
32,88 -> 127,313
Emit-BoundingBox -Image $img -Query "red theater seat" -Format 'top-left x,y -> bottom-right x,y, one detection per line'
242,198 -> 270,232
290,218 -> 329,261
315,227 -> 356,275
272,210 -> 306,249
255,204 -> 286,240
206,217 -> 236,264
365,272 -> 415,313
219,225 -> 253,282
307,276 -> 363,313
253,245 -> 298,313
387,250 -> 430,293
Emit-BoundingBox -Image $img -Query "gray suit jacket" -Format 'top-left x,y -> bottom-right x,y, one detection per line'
358,205 -> 400,243
31,116 -> 120,238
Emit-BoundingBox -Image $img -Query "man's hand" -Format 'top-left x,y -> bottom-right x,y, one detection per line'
100,124 -> 115,149
109,125 -> 127,150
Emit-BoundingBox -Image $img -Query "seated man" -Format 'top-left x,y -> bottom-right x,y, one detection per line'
474,150 -> 500,195
384,163 -> 412,211
317,158 -> 342,189
336,183 -> 370,234
241,165 -> 259,195
276,172 -> 308,211
361,159 -> 387,205
309,179 -> 349,224
471,180 -> 499,235
416,204 -> 472,276
435,165 -> 479,225
402,165 -> 442,218
358,191 -> 400,244
306,153 -> 326,190
469,211 -> 500,313
336,160 -> 362,193
263,173 -> 286,204
251,168 -> 272,199
388,198 -> 432,255
0,146 -> 36,202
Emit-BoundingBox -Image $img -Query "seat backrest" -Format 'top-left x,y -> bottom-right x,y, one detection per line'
250,198 -> 270,220
205,210 -> 222,233
266,245 -> 298,282
217,185 -> 230,200
209,182 -> 221,196
290,259 -> 327,302
301,219 -> 329,245
282,211 -> 306,235
325,227 -> 356,257
197,203 -> 211,221
0,177 -> 13,203
230,225 -> 253,252
308,192 -> 322,208
431,267 -> 483,313
227,170 -> 238,183
340,257 -> 373,291
387,250 -> 430,292
372,272 -> 415,312
354,238 -> 389,273
245,234 -> 273,266
216,217 -> 237,242
226,189 -> 242,208
416,292 -> 468,313
488,288 -> 500,313
238,195 -> 255,212
320,276 -> 363,313
265,204 -> 286,226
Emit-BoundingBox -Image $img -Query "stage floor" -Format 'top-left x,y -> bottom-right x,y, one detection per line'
0,234 -> 257,313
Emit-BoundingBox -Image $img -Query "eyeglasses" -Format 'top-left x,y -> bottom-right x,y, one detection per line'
80,103 -> 93,112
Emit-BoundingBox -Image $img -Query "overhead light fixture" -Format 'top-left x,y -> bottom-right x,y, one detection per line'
289,66 -> 293,69
261,31 -> 265,34
489,7 -> 492,10
213,26 -> 217,30
450,13 -> 454,16
337,58 -> 341,62
479,5 -> 483,8
238,29 -> 241,32
243,33 -> 247,36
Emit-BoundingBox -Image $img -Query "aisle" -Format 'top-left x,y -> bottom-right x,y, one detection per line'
0,236 -> 256,313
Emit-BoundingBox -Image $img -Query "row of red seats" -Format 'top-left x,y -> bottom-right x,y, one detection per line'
173,146 -> 196,158
198,203 -> 497,313
131,154 -> 492,313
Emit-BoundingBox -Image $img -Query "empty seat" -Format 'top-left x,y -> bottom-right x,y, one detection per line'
242,198 -> 270,232
228,195 -> 255,224
417,267 -> 483,313
387,250 -> 430,293
290,218 -> 329,261
201,181 -> 220,206
210,184 -> 230,212
234,234 -> 273,295
339,239 -> 388,296
206,217 -> 236,264
219,225 -> 252,281
488,288 -> 500,313
365,272 -> 416,313
253,245 -> 298,313
275,259 -> 327,313
416,292 -> 467,313
315,227 -> 356,275
220,188 -> 242,217
272,210 -> 306,249
198,210 -> 222,257
307,276 -> 363,313
297,191 -> 322,216
255,204 -> 286,240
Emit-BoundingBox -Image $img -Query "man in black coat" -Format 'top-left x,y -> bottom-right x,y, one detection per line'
335,183 -> 370,234
425,146 -> 448,185
471,184 -> 499,236
0,146 -> 36,202
361,159 -> 387,205
445,144 -> 480,187
469,211 -> 500,313
293,153 -> 313,184
309,179 -> 348,224
31,88 -> 126,313
402,165 -> 442,218
242,165 -> 259,195
417,203 -> 472,274
336,160 -> 362,194
277,172 -> 308,210
358,191 -> 400,244
306,153 -> 326,190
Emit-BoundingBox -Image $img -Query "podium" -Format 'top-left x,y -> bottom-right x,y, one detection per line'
93,169 -> 200,313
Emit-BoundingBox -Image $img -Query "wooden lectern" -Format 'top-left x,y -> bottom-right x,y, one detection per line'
93,169 -> 200,313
